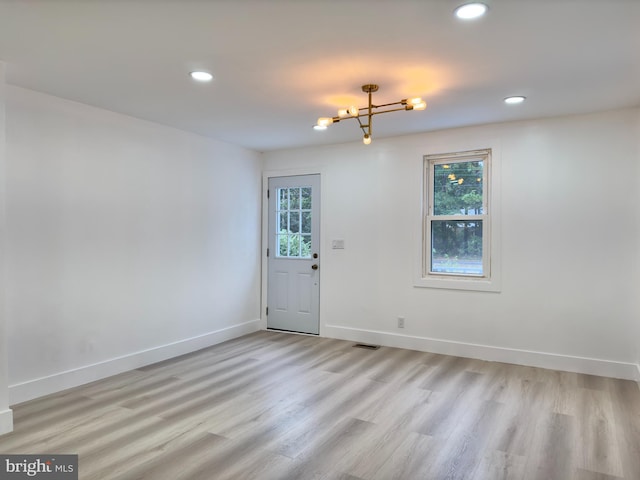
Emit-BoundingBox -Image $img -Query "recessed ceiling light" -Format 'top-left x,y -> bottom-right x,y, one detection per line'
189,71 -> 214,82
504,96 -> 526,104
454,3 -> 488,20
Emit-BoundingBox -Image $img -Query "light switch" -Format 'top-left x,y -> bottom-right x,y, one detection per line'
332,239 -> 345,249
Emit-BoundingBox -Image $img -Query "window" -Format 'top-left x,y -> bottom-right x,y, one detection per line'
276,186 -> 312,258
422,149 -> 496,289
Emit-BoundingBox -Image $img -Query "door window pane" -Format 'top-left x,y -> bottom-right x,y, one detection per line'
278,234 -> 289,256
290,188 -> 301,209
289,212 -> 300,233
276,186 -> 312,258
279,212 -> 288,231
301,211 -> 312,234
301,187 -> 312,209
300,235 -> 312,256
278,189 -> 289,210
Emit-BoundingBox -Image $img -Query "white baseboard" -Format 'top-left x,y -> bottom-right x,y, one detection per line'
9,319 -> 261,405
0,408 -> 13,435
323,324 -> 640,381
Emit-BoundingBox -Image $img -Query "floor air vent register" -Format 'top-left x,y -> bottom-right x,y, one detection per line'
352,343 -> 381,350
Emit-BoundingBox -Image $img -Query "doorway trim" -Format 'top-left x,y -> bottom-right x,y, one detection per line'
261,167 -> 325,335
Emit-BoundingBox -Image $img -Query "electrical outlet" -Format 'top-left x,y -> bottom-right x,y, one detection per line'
397,317 -> 405,328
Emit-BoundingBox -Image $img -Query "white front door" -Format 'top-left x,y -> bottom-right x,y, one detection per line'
267,174 -> 320,334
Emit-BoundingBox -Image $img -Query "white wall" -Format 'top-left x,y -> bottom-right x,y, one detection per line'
264,108 -> 640,380
5,86 -> 262,403
0,62 -> 14,434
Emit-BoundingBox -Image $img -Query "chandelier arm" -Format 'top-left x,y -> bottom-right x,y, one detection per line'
372,101 -> 406,108
345,101 -> 404,111
367,89 -> 374,137
332,106 -> 410,124
328,102 -> 405,120
368,106 -> 411,116
356,116 -> 370,137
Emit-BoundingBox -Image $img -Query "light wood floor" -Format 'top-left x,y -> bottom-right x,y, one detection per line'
1,331 -> 639,480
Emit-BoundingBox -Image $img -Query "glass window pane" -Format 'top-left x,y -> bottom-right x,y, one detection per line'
279,212 -> 288,231
433,161 -> 484,215
431,220 -> 483,275
301,211 -> 312,233
289,212 -> 300,233
278,188 -> 288,211
286,234 -> 300,257
300,235 -> 312,257
301,187 -> 312,209
277,234 -> 289,257
290,188 -> 301,209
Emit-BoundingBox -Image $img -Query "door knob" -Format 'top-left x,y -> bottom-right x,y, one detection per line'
311,264 -> 319,270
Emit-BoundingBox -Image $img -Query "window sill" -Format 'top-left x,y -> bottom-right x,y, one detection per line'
414,275 -> 501,292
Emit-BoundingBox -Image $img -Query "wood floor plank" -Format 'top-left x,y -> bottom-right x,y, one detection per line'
574,469 -> 624,480
1,331 -> 639,480
344,416 -> 435,479
289,417 -> 377,476
575,387 -> 624,477
493,380 -> 549,456
428,400 -> 504,479
472,450 -> 527,480
370,432 -> 438,480
608,378 -> 640,480
106,432 -> 229,480
273,376 -> 385,459
523,412 -> 577,480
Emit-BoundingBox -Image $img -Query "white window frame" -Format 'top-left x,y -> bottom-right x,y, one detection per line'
416,147 -> 501,292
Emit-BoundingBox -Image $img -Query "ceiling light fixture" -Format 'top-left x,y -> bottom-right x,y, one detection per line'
454,3 -> 488,20
504,96 -> 526,104
189,71 -> 214,82
315,84 -> 426,145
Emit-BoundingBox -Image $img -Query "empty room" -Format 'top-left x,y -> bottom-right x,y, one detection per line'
0,1 -> 639,479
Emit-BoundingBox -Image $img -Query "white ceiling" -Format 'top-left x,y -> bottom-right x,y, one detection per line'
1,0 -> 638,152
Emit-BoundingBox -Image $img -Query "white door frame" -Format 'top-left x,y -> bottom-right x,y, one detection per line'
261,167 -> 324,335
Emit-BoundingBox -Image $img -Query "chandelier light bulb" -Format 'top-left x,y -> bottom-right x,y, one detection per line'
348,105 -> 359,117
317,117 -> 334,127
363,134 -> 372,145
338,108 -> 349,118
404,97 -> 426,110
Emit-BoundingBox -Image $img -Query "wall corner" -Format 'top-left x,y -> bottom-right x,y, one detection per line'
0,60 -> 14,434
